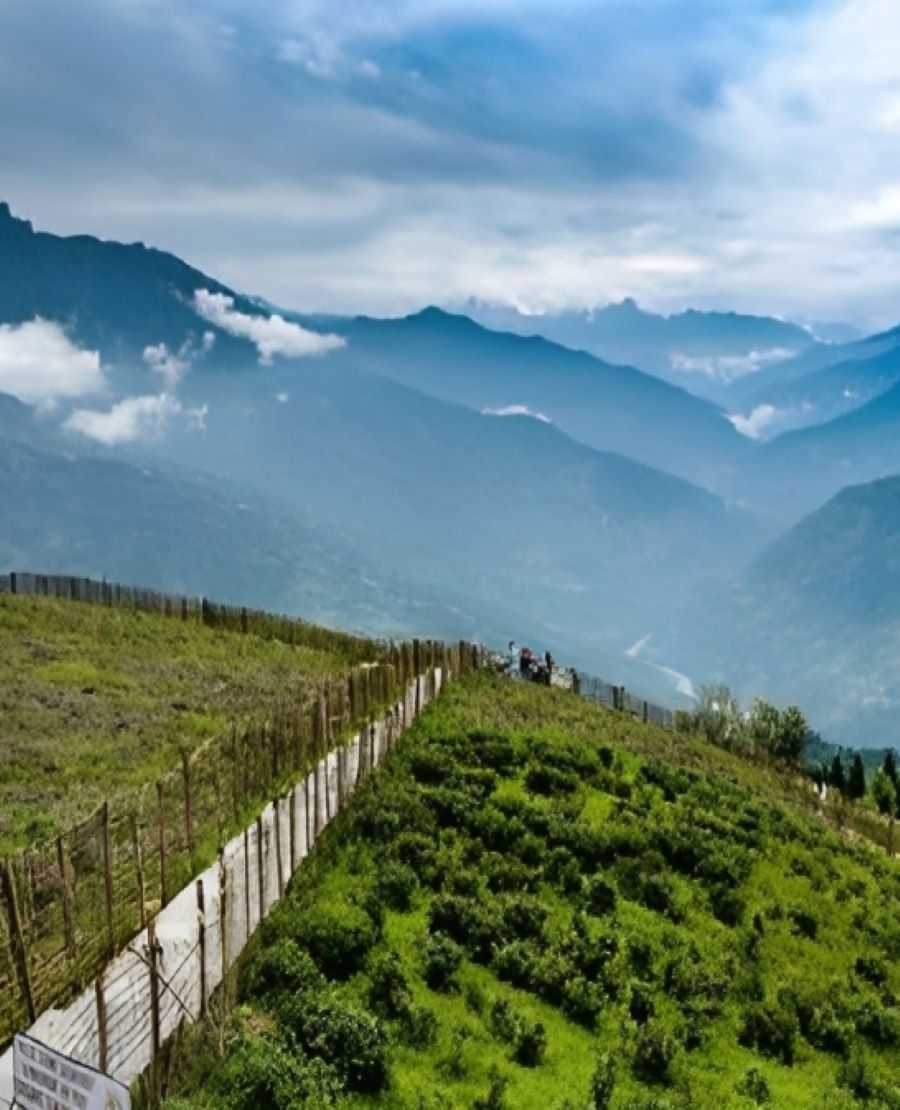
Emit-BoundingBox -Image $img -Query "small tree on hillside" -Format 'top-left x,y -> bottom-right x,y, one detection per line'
748,698 -> 780,757
775,705 -> 808,764
694,685 -> 746,752
748,700 -> 808,765
829,751 -> 846,793
872,769 -> 897,856
883,750 -> 899,813
847,753 -> 866,801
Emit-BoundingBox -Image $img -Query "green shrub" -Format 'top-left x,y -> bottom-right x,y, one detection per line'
854,953 -> 889,987
583,874 -> 617,916
525,762 -> 579,796
590,1051 -> 616,1108
545,846 -> 582,895
424,933 -> 464,991
368,952 -> 412,1018
739,999 -> 798,1065
498,894 -> 547,942
212,1033 -> 342,1109
492,941 -> 538,990
294,901 -> 376,980
735,1067 -> 771,1105
474,1065 -> 509,1110
631,1020 -> 678,1085
399,1003 -> 439,1048
280,992 -> 388,1092
241,938 -> 322,1004
377,858 -> 419,911
629,981 -> 655,1025
561,974 -> 604,1027
512,1017 -> 546,1067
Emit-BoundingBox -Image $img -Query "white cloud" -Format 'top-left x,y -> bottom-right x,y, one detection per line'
728,404 -> 784,440
482,404 -> 552,424
0,318 -> 103,404
275,391 -> 289,403
65,393 -> 207,445
143,331 -> 216,389
143,341 -> 190,390
670,347 -> 795,383
193,289 -> 345,363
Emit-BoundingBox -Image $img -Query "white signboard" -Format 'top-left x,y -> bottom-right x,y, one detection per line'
13,1034 -> 130,1110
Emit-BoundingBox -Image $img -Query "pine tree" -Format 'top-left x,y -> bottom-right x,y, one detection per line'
882,750 -> 899,816
830,751 -> 846,793
848,753 -> 866,800
883,749 -> 898,790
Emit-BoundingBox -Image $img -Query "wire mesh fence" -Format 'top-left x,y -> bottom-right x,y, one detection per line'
0,666 -> 449,1105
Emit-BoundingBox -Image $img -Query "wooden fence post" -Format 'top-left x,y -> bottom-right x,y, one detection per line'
95,974 -> 108,1072
273,798 -> 284,900
1,859 -> 34,1023
100,802 -> 115,958
147,917 -> 161,1059
218,849 -> 228,980
196,879 -> 207,1017
156,780 -> 168,908
56,835 -> 76,967
242,828 -> 251,948
256,816 -> 265,921
288,784 -> 297,872
132,816 -> 147,929
181,751 -> 195,869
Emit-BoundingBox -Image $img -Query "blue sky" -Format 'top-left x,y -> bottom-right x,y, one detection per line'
2,0 -> 900,327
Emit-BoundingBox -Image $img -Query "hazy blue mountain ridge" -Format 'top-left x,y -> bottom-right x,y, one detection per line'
665,475 -> 900,745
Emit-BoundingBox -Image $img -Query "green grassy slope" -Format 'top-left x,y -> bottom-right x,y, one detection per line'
0,593 -> 363,853
165,675 -> 900,1110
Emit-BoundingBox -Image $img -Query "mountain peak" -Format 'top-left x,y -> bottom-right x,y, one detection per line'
0,202 -> 33,236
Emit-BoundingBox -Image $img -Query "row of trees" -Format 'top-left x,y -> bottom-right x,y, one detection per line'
690,685 -> 808,764
691,685 -> 899,819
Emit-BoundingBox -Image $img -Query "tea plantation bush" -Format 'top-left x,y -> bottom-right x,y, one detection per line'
166,674 -> 900,1109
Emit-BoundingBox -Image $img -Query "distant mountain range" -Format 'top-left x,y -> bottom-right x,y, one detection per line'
3,200 -> 900,742
0,203 -> 763,703
301,305 -> 750,491
465,298 -> 820,402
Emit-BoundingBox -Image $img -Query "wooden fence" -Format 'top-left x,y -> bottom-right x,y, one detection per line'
0,665 -> 454,1108
0,572 -> 482,1052
576,672 -> 675,729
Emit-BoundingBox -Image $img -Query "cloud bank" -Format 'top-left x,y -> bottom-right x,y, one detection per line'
3,1 -> 900,328
193,290 -> 345,363
0,319 -> 103,404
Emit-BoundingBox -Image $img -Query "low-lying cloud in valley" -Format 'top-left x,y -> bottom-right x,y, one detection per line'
482,404 -> 552,424
143,331 -> 214,390
0,318 -> 103,404
669,348 -> 797,383
65,393 -> 207,446
193,290 -> 345,363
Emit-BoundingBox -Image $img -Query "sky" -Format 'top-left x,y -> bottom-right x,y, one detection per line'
2,0 -> 900,328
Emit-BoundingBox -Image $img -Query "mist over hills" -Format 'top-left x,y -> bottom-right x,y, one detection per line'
740,378 -> 900,522
3,201 -> 900,742
297,306 -> 749,492
466,298 -> 819,403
